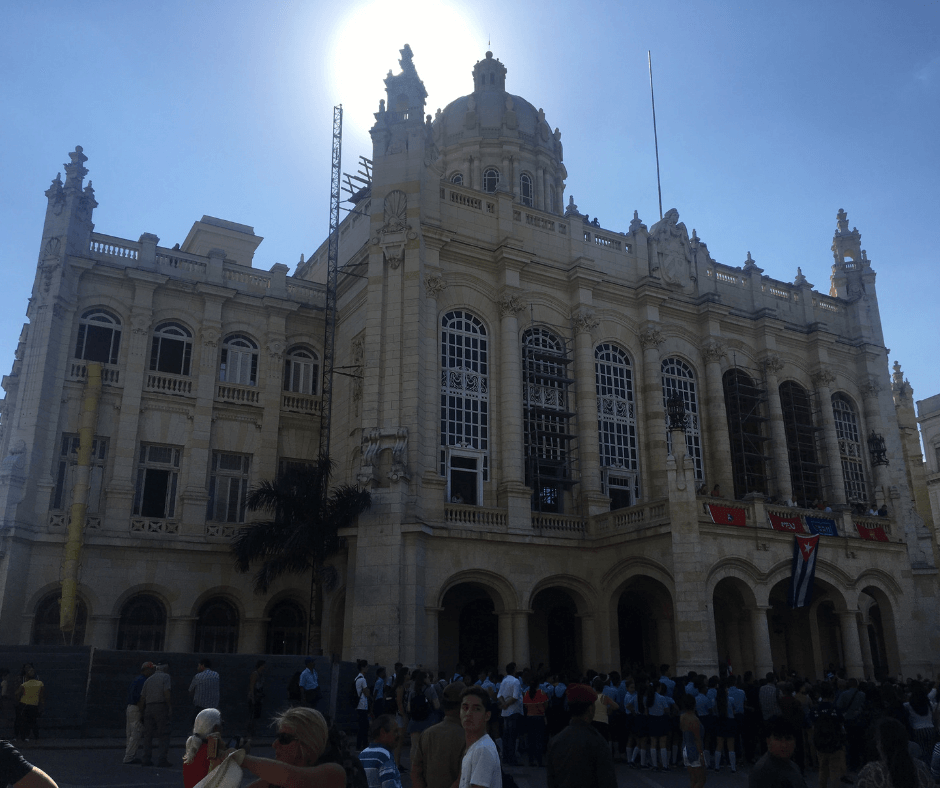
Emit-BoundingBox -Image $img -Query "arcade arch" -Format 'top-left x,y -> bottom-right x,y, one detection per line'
611,575 -> 676,672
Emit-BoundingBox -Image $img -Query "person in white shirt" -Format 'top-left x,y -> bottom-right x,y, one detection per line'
496,662 -> 522,765
459,686 -> 502,788
355,659 -> 372,751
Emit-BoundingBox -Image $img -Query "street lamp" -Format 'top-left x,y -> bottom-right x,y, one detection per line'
867,431 -> 888,466
667,392 -> 688,431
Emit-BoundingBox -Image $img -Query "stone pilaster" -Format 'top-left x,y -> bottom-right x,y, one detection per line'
839,610 -> 865,678
639,325 -> 666,500
763,355 -> 794,501
701,340 -> 734,496
572,309 -> 607,514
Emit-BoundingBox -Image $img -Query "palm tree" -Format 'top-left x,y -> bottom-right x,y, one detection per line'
232,455 -> 371,651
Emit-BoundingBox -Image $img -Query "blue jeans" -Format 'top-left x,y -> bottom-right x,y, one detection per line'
502,713 -> 523,764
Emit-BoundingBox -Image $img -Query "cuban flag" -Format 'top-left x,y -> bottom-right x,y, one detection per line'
787,534 -> 820,609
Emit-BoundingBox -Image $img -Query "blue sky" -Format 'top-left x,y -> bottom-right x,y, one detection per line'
2,1 -> 938,415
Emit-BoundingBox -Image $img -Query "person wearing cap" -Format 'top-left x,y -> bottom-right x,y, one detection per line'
411,682 -> 466,788
300,657 -> 321,709
546,683 -> 617,788
123,661 -> 155,764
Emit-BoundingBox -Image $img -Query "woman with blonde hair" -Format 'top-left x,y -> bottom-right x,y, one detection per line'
235,707 -> 344,788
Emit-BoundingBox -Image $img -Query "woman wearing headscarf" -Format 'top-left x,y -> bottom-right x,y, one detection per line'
183,708 -> 225,788
855,717 -> 936,788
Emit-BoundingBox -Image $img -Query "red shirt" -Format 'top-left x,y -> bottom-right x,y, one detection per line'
523,689 -> 549,716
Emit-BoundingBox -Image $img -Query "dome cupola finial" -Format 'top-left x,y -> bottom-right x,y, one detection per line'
472,50 -> 507,93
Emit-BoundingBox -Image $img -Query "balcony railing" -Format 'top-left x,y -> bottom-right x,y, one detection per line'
130,518 -> 180,534
282,393 -> 322,414
216,384 -> 260,405
145,372 -> 194,396
444,505 -> 508,529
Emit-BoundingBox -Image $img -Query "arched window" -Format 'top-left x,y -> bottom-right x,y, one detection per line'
524,328 -> 574,512
483,167 -> 500,194
441,311 -> 488,505
832,393 -> 868,504
266,600 -> 307,655
450,173 -> 464,186
75,309 -> 121,364
32,592 -> 87,646
520,173 -> 534,207
723,369 -> 769,498
596,344 -> 639,509
549,184 -> 557,214
193,598 -> 239,654
150,321 -> 192,376
116,594 -> 166,651
219,334 -> 258,386
661,358 -> 704,481
779,381 -> 822,506
283,346 -> 319,395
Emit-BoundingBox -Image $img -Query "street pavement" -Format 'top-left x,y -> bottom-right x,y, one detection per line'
18,738 -> 831,788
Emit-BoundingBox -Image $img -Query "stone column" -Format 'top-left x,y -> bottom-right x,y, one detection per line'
167,616 -> 197,653
572,309 -> 607,514
498,612 -> 514,669
839,610 -> 865,678
639,325 -> 667,500
658,617 -> 676,668
859,376 -> 889,505
858,616 -> 874,679
241,617 -> 267,654
751,606 -> 774,676
497,293 -> 530,526
762,355 -> 794,501
813,370 -> 847,506
425,607 -> 442,672
701,340 -> 734,496
513,610 -> 531,669
580,613 -> 597,672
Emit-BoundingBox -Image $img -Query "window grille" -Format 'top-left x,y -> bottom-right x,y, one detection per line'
661,358 -> 704,481
595,343 -> 639,508
832,393 -> 868,503
75,309 -> 121,364
779,381 -> 823,506
483,167 -> 500,193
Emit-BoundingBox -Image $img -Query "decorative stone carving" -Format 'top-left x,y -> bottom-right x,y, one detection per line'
629,210 -> 647,234
572,309 -> 598,334
761,354 -> 785,375
498,293 -> 526,317
638,325 -> 664,350
1,439 -> 27,475
358,426 -> 410,485
701,340 -> 726,363
860,376 -> 882,400
812,369 -> 837,388
131,314 -> 150,336
424,274 -> 446,299
40,237 -> 61,264
267,339 -> 284,362
389,427 -> 409,482
351,334 -> 365,404
372,189 -> 417,269
649,208 -> 693,288
201,328 -> 220,348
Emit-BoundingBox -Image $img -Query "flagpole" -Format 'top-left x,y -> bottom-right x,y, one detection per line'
648,50 -> 663,221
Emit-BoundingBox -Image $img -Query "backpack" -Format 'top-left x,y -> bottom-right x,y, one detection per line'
408,686 -> 431,721
813,707 -> 845,753
287,671 -> 303,701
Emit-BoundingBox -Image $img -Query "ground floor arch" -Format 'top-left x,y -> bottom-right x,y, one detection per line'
529,587 -> 582,677
439,582 -> 500,675
613,575 -> 676,672
713,577 -> 757,675
859,585 -> 900,680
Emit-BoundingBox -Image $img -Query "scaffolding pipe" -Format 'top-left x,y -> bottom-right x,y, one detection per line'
60,362 -> 101,638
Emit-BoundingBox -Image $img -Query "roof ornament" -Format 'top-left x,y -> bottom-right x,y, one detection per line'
629,210 -> 647,234
794,266 -> 811,287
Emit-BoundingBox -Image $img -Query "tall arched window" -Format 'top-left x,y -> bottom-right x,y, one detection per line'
596,344 -> 639,509
779,381 -> 822,506
441,311 -> 488,505
32,592 -> 87,646
832,393 -> 868,504
520,173 -> 534,207
483,167 -> 500,193
723,369 -> 769,498
75,309 -> 121,364
283,346 -> 319,395
193,598 -> 239,654
661,358 -> 704,481
150,321 -> 192,376
219,334 -> 258,386
266,600 -> 307,655
524,328 -> 574,512
116,594 -> 166,651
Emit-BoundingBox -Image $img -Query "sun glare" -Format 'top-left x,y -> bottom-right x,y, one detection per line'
331,0 -> 487,142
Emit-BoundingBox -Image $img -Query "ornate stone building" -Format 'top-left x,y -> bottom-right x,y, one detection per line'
1,47 -> 937,679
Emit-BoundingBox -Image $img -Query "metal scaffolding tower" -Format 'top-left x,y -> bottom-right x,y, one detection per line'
723,365 -> 772,498
318,105 -> 342,461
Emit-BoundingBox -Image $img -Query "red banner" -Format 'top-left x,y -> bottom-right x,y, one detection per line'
769,512 -> 805,533
855,522 -> 889,542
706,504 -> 747,527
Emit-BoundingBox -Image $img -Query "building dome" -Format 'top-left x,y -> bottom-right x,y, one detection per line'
432,51 -> 566,212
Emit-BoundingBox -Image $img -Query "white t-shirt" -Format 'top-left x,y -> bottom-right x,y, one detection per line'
459,734 -> 501,788
497,675 -> 522,717
356,673 -> 369,711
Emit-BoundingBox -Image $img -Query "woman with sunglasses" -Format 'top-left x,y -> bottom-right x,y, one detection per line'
236,707 -> 345,788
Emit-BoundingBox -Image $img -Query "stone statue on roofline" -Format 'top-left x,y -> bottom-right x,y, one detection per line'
649,208 -> 692,288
